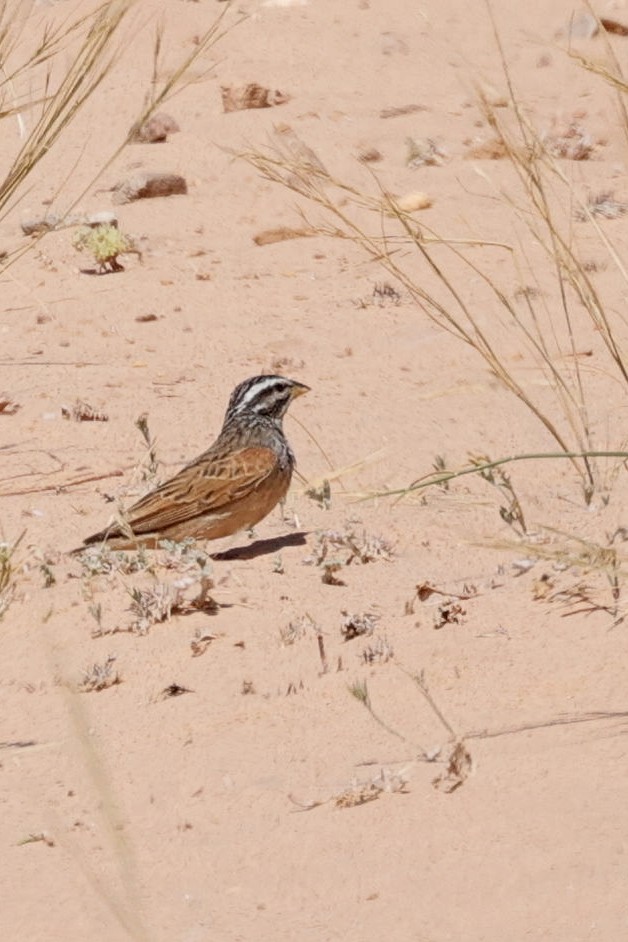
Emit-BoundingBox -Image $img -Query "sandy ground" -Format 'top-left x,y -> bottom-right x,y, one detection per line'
2,1 -> 628,939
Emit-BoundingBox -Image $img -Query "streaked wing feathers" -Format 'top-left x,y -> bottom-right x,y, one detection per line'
125,446 -> 279,534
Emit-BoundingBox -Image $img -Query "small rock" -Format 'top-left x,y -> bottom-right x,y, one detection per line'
112,172 -> 188,205
86,211 -> 118,229
253,226 -> 314,245
20,213 -> 60,235
221,83 -> 290,112
601,17 -> 628,36
390,191 -> 432,213
0,395 -> 20,415
563,12 -> 599,39
357,147 -> 383,163
128,112 -> 180,143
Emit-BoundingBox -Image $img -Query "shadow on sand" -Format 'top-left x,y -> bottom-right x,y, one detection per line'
211,530 -> 309,561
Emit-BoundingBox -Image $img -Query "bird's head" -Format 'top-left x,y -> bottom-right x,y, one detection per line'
226,374 -> 310,424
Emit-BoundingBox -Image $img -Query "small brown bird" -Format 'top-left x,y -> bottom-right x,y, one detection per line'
78,375 -> 309,551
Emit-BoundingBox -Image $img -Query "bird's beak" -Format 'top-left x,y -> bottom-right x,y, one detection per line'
290,381 -> 310,399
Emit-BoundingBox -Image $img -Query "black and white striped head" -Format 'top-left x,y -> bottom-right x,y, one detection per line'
224,375 -> 310,426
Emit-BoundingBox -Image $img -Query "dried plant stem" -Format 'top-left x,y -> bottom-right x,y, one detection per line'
404,668 -> 457,739
349,680 -> 426,752
0,469 -> 124,497
466,709 -> 628,742
382,450 -> 628,501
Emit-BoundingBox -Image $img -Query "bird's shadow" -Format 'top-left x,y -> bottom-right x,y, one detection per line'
211,530 -> 309,561
79,268 -> 122,276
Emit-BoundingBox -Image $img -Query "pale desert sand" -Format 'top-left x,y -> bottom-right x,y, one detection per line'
2,1 -> 628,940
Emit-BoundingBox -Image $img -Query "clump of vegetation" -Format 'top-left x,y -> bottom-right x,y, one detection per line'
280,614 -> 316,646
129,583 -> 176,635
340,610 -> 380,641
79,544 -> 152,578
72,224 -> 139,273
79,656 -> 122,692
61,399 -> 109,422
158,538 -> 212,573
360,636 -> 394,665
576,191 -> 628,221
128,572 -> 217,635
304,526 -> 395,567
303,526 -> 394,586
541,116 -> 596,160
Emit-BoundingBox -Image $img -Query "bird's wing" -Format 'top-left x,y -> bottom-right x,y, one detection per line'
124,446 -> 279,534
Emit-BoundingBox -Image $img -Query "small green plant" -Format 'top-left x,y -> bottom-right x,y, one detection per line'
72,224 -> 139,273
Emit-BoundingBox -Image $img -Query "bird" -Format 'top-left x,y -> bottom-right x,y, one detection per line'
77,374 -> 310,551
